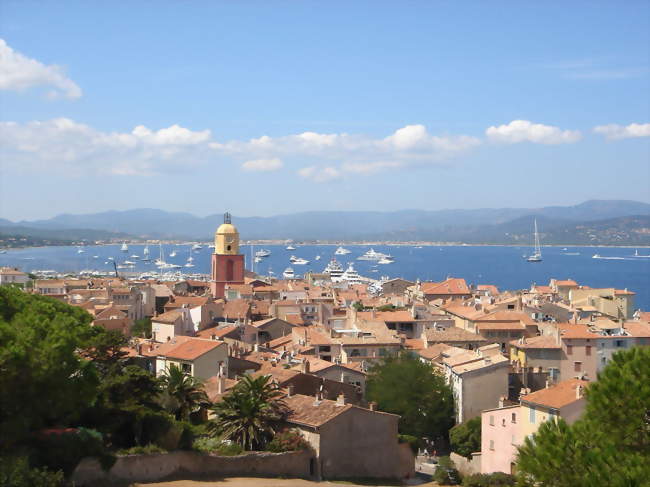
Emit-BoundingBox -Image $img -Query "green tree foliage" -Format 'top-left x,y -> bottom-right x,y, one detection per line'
516,346 -> 650,487
132,317 -> 152,338
209,374 -> 287,450
0,456 -> 63,487
450,416 -> 481,458
84,328 -> 129,378
0,287 -> 99,450
159,364 -> 209,421
366,353 -> 455,440
463,472 -> 515,487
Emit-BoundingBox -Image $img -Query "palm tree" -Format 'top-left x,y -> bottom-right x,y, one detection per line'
208,374 -> 288,450
159,364 -> 209,421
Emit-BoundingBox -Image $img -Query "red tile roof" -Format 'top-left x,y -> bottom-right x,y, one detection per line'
521,379 -> 589,409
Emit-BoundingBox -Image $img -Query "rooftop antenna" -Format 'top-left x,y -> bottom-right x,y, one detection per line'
224,212 -> 231,224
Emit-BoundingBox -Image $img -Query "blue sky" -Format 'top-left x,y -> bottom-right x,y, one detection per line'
1,0 -> 649,220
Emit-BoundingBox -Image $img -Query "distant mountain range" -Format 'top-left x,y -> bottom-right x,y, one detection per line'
2,200 -> 650,245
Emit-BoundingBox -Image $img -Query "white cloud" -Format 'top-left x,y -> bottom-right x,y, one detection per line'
0,118 -> 215,175
241,158 -> 283,172
486,120 -> 581,144
0,39 -> 82,99
298,166 -> 342,183
1,118 -> 480,180
593,123 -> 650,140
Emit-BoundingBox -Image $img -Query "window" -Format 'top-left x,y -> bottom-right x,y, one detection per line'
615,340 -> 625,348
489,415 -> 494,426
586,345 -> 591,356
529,407 -> 536,424
502,418 -> 506,427
181,363 -> 191,374
574,361 -> 582,372
566,344 -> 573,355
489,440 -> 495,451
511,413 -> 517,423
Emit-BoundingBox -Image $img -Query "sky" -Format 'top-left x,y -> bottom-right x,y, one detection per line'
0,0 -> 649,221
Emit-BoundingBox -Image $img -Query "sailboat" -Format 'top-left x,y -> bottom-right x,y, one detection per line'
142,244 -> 150,261
527,219 -> 543,262
185,246 -> 194,267
121,242 -> 128,252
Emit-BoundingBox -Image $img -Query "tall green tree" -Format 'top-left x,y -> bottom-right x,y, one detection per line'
0,287 -> 99,450
366,353 -> 455,441
208,374 -> 287,450
516,346 -> 650,486
159,365 -> 209,421
84,328 -> 129,378
450,416 -> 481,458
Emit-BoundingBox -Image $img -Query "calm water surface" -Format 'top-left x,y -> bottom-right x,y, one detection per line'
2,244 -> 649,310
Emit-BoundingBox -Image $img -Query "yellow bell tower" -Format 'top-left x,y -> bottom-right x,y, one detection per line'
214,212 -> 239,255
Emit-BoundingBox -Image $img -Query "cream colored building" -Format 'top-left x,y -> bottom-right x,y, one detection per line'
150,336 -> 229,380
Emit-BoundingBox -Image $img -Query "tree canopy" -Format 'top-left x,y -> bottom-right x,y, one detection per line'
366,353 -> 455,441
450,416 -> 481,458
516,346 -> 650,486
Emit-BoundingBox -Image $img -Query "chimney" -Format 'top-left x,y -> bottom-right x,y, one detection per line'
336,393 -> 346,407
576,384 -> 584,399
301,360 -> 310,374
287,384 -> 294,397
369,401 -> 377,411
545,379 -> 550,389
313,393 -> 321,406
217,375 -> 227,394
253,343 -> 259,352
498,396 -> 505,408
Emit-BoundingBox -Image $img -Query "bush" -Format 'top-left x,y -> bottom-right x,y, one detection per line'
398,434 -> 420,454
432,456 -> 461,485
266,430 -> 311,453
193,436 -> 244,456
450,417 -> 481,459
0,456 -> 64,487
29,427 -> 114,476
118,444 -> 167,455
462,472 -> 516,487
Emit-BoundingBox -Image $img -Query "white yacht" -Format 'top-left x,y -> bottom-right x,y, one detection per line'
357,248 -> 390,261
93,255 -> 99,259
293,257 -> 309,265
323,258 -> 345,282
335,246 -> 351,255
77,247 -> 85,254
124,260 -> 136,265
283,267 -> 295,279
121,242 -> 128,252
526,219 -> 543,262
255,249 -> 271,258
378,256 -> 395,264
286,245 -> 296,250
184,261 -> 195,268
342,263 -> 362,284
169,250 -> 177,257
192,243 -> 203,251
315,255 -> 321,261
254,256 -> 263,263
289,255 -> 298,263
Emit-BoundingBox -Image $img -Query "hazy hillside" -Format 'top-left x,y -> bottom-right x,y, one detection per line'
3,200 -> 649,244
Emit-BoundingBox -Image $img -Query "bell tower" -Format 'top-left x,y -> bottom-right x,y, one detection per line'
211,212 -> 245,299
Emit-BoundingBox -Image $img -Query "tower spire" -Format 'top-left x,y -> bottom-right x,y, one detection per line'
224,212 -> 231,224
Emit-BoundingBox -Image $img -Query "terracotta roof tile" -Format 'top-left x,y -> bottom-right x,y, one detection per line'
521,379 -> 589,409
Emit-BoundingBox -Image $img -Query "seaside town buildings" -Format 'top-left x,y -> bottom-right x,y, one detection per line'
6,215 -> 649,480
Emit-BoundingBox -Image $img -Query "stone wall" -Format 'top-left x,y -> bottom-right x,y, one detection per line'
71,450 -> 313,486
450,452 -> 482,477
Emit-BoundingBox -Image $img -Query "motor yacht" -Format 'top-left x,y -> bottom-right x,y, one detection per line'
357,248 -> 390,261
342,263 -> 362,284
323,258 -> 344,282
283,267 -> 295,279
293,257 -> 309,265
334,246 -> 351,255
121,242 -> 128,252
255,249 -> 271,258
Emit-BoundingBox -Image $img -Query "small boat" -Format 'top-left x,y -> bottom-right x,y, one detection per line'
93,255 -> 99,259
378,257 -> 394,264
315,255 -> 321,261
632,249 -> 650,258
192,244 -> 203,251
130,254 -> 140,259
255,249 -> 271,258
0,249 -> 6,254
184,262 -> 195,268
254,256 -> 263,263
107,257 -> 114,261
169,250 -> 177,257
526,219 -> 543,262
283,267 -> 295,279
293,258 -> 309,265
286,245 -> 296,250
77,248 -> 85,254
121,242 -> 128,252
124,260 -> 136,265
563,252 -> 581,256
334,246 -> 351,255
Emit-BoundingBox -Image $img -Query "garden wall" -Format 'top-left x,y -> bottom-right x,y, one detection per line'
71,450 -> 313,485
451,452 -> 482,477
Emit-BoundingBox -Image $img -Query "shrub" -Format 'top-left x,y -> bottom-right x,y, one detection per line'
193,436 -> 244,456
0,456 -> 64,487
450,417 -> 481,459
432,456 -> 461,485
398,434 -> 420,454
29,427 -> 114,476
118,444 -> 167,455
266,430 -> 311,452
462,472 -> 516,487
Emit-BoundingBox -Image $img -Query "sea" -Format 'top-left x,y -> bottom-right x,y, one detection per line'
2,244 -> 649,311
